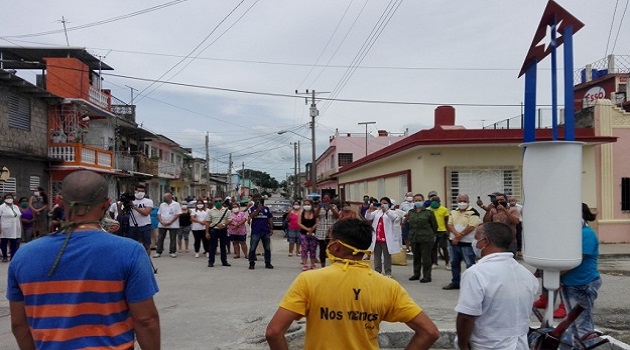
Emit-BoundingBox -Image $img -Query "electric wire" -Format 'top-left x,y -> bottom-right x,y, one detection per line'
605,0 -> 619,56
0,0 -> 189,39
611,0 -> 629,54
140,0 -> 260,101
135,0 -> 249,103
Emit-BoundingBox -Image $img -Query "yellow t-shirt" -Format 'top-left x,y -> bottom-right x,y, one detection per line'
430,206 -> 449,232
279,263 -> 422,350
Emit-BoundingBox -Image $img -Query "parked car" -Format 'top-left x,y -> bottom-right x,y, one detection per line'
272,199 -> 292,206
269,203 -> 291,228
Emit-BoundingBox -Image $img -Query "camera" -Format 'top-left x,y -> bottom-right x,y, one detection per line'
119,192 -> 135,213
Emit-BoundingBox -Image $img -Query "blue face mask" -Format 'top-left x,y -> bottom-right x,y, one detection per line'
414,202 -> 424,208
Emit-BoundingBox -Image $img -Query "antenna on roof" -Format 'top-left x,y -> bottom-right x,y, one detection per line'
56,16 -> 71,47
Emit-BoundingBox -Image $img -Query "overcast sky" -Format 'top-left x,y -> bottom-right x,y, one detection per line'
2,0 -> 629,181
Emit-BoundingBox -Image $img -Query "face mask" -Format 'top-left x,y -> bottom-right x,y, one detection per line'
472,237 -> 487,258
325,240 -> 372,269
293,205 -> 300,210
363,199 -> 369,204
430,201 -> 440,209
163,198 -> 169,203
196,204 -> 204,209
499,201 -> 508,208
381,204 -> 389,210
406,196 -> 413,202
457,202 -> 468,210
232,208 -> 240,213
134,192 -> 145,200
20,202 -> 29,208
214,202 -> 223,209
303,205 -> 312,211
34,192 -> 40,197
5,198 -> 14,205
414,201 -> 424,208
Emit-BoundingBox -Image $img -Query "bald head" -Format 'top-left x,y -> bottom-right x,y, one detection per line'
62,171 -> 108,206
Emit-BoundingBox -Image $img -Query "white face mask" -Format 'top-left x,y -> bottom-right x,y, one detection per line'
457,202 -> 468,210
303,205 -> 312,211
471,237 -> 487,258
134,192 -> 145,200
381,204 -> 389,210
196,204 -> 204,209
5,198 -> 14,204
232,208 -> 240,213
34,192 -> 40,197
405,196 -> 413,202
293,205 -> 300,210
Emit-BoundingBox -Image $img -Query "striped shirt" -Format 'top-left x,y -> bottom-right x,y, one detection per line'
315,207 -> 336,240
206,207 -> 232,229
7,230 -> 159,350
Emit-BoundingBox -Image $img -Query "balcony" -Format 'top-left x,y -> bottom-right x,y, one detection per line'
88,85 -> 109,110
158,160 -> 182,179
49,143 -> 114,169
116,153 -> 136,172
137,156 -> 158,175
111,104 -> 136,123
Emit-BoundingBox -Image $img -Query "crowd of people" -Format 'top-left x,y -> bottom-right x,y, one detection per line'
2,174 -> 603,349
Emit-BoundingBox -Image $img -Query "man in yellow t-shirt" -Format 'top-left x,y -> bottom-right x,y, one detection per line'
429,195 -> 450,269
266,219 -> 439,350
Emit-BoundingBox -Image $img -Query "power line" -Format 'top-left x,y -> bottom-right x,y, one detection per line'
611,0 -> 629,54
605,0 -> 619,56
135,0 -> 249,103
0,0 -> 189,39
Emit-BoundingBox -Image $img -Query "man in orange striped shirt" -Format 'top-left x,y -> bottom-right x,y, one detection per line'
7,171 -> 160,349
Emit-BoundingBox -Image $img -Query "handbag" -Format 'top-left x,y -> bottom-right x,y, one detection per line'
391,248 -> 408,266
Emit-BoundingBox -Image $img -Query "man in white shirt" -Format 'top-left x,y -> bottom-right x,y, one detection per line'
455,222 -> 538,350
155,193 -> 182,258
128,184 -> 154,256
399,192 -> 414,252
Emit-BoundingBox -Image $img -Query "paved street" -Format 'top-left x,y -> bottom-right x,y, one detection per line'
1,232 -> 629,349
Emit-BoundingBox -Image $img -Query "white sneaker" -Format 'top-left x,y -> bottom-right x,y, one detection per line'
152,253 -> 161,258
170,253 -> 177,258
445,264 -> 451,271
431,264 -> 439,269
195,253 -> 199,258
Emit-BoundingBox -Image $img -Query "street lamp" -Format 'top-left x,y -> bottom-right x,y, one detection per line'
278,128 -> 316,194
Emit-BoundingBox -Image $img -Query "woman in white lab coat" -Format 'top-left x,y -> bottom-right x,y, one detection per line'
0,193 -> 22,262
365,197 -> 401,277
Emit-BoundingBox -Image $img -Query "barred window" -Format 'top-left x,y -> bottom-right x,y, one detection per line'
338,153 -> 353,167
8,92 -> 31,130
0,177 -> 17,194
29,176 -> 40,191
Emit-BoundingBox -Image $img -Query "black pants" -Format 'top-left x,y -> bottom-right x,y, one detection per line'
192,229 -> 207,253
318,238 -> 329,267
208,228 -> 228,265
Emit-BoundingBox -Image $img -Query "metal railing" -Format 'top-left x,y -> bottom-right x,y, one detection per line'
574,54 -> 630,85
483,108 -> 565,130
116,153 -> 135,171
88,86 -> 109,109
111,104 -> 136,123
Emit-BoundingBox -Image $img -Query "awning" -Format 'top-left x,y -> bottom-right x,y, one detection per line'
49,166 -> 131,177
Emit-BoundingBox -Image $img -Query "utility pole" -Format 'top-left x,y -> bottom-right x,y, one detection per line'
295,89 -> 327,194
227,153 -> 232,199
205,132 -> 210,199
292,142 -> 298,200
241,162 -> 245,199
358,121 -> 376,157
297,140 -> 301,199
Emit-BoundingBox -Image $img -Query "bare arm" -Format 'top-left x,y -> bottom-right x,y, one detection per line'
482,205 -> 494,223
10,301 -> 35,350
134,205 -> 152,216
456,312 -> 476,350
128,298 -> 160,350
404,311 -> 440,350
266,307 -> 302,350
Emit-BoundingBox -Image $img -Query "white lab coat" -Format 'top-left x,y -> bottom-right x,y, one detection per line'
0,203 -> 22,239
365,208 -> 401,253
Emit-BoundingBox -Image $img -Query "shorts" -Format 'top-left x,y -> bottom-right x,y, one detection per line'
177,226 -> 191,241
128,224 -> 152,246
286,228 -> 300,243
230,234 -> 247,242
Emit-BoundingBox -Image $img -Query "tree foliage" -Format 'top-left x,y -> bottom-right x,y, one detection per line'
238,169 -> 279,190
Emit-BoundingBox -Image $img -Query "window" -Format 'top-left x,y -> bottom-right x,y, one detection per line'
8,92 -> 31,130
338,153 -> 353,167
330,155 -> 335,169
29,176 -> 40,191
622,178 -> 630,212
0,177 -> 17,193
170,153 -> 175,163
377,178 -> 385,198
446,166 -> 522,211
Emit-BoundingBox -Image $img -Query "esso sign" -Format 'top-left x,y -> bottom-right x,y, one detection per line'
583,86 -> 606,106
